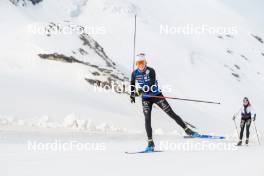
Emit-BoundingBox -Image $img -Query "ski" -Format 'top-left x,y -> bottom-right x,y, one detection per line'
125,150 -> 163,154
235,144 -> 249,147
184,133 -> 225,139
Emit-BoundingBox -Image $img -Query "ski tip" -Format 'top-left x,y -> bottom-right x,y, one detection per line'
125,150 -> 163,154
184,133 -> 226,139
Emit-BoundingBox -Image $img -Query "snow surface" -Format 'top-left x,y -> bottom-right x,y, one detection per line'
0,0 -> 264,176
1,130 -> 263,176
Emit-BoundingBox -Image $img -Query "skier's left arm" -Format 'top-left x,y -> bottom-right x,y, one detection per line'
250,106 -> 256,121
149,68 -> 156,86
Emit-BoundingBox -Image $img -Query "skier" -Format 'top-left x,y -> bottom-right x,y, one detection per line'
233,97 -> 256,146
130,53 -> 195,152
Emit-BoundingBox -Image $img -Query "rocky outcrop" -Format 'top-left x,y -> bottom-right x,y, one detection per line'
38,22 -> 129,94
10,0 -> 42,6
252,34 -> 263,44
38,52 -> 128,93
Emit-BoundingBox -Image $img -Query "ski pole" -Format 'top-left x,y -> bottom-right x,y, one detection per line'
132,14 -> 137,72
184,121 -> 196,129
253,121 -> 261,145
143,95 -> 221,105
233,119 -> 239,139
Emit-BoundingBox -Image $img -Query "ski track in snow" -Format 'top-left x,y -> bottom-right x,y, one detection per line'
1,131 -> 263,176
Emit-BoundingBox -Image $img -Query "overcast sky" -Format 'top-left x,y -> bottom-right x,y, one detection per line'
220,0 -> 264,32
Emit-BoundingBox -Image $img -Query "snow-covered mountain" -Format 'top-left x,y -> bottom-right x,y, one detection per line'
1,0 -> 264,134
1,1 -> 264,176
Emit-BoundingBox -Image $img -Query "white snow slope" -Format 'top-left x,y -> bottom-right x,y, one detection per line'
0,0 -> 264,176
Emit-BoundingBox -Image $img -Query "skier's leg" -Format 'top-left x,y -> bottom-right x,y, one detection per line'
142,99 -> 155,151
155,98 -> 187,129
239,119 -> 246,140
142,99 -> 153,140
245,119 -> 251,139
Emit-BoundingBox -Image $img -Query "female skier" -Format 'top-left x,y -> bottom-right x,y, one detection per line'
130,53 -> 195,152
233,97 -> 256,146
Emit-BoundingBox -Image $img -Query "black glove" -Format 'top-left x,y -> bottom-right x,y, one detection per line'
130,95 -> 135,103
253,114 -> 256,121
135,89 -> 143,97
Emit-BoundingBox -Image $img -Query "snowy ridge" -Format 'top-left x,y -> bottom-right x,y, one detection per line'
36,21 -> 129,91
0,114 -> 128,133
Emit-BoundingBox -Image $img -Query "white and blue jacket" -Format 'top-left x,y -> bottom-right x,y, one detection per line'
130,66 -> 161,99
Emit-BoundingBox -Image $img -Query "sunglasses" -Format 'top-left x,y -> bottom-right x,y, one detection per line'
136,60 -> 146,66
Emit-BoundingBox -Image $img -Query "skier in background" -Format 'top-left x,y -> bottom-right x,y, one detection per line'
233,97 -> 256,146
130,53 -> 195,152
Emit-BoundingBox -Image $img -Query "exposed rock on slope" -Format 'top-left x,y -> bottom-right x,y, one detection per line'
38,22 -> 129,93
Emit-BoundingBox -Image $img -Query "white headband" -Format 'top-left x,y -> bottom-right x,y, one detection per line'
136,53 -> 146,61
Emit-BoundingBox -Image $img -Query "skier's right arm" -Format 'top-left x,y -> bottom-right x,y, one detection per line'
233,107 -> 242,120
130,71 -> 136,103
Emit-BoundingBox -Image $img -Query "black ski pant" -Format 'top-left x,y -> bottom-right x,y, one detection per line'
142,94 -> 187,140
239,118 -> 251,140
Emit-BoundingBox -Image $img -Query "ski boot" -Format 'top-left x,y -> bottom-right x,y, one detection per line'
145,139 -> 155,152
185,127 -> 196,136
245,138 -> 249,145
236,140 -> 242,146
